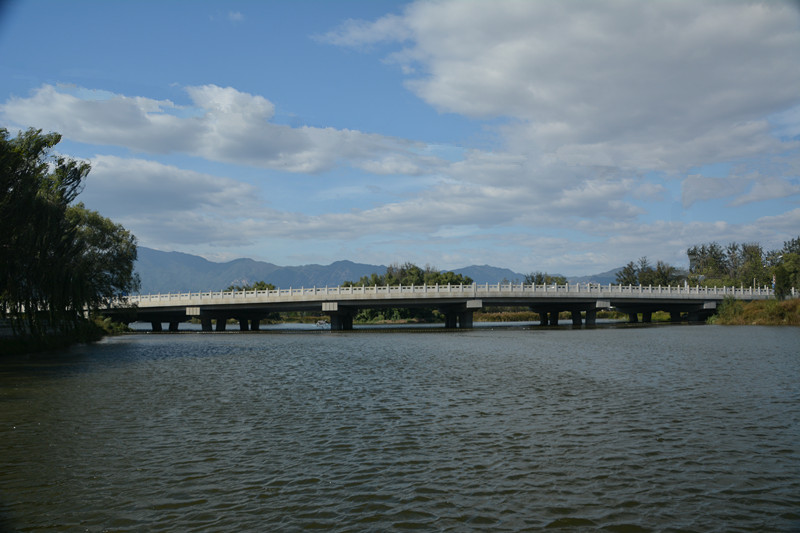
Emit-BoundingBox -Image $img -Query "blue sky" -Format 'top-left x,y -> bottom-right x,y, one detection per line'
1,0 -> 799,276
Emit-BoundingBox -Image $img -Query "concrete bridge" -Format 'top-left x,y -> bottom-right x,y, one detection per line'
104,283 -> 777,331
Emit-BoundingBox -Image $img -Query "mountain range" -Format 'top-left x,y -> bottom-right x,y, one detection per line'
134,247 -> 620,294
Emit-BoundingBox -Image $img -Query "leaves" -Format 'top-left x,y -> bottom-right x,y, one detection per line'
1,128 -> 139,338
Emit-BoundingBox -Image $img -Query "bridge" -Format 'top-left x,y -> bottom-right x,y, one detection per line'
104,283 -> 777,331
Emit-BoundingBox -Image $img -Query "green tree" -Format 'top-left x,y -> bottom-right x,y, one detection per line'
615,262 -> 638,285
0,128 -> 139,339
66,204 -> 140,309
226,281 -> 275,292
637,257 -> 655,285
524,271 -> 567,285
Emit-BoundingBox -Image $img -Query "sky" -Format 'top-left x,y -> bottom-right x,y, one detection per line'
1,0 -> 799,277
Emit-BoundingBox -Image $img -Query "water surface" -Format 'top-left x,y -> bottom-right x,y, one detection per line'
1,325 -> 798,531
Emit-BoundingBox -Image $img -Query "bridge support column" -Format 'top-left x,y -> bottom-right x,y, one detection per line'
238,318 -> 249,331
585,309 -> 597,326
642,311 -> 652,323
329,312 -> 353,331
549,311 -> 559,326
571,310 -> 582,326
628,312 -> 638,323
324,302 -> 354,331
250,319 -> 260,331
458,310 -> 474,329
215,319 -> 227,332
201,318 -> 212,332
670,311 -> 682,323
151,321 -> 162,332
168,321 -> 180,332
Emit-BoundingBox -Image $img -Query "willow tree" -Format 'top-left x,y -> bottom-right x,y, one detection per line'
1,128 -> 139,339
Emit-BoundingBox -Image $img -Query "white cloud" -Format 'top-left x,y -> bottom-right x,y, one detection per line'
0,84 -> 440,175
327,0 -> 800,172
731,176 -> 800,206
81,156 -> 268,247
681,174 -> 750,207
228,11 -> 243,22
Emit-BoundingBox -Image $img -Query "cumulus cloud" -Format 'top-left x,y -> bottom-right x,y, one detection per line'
681,174 -> 750,207
326,0 -> 800,172
0,84 -> 439,175
731,176 -> 800,206
80,156 -> 269,247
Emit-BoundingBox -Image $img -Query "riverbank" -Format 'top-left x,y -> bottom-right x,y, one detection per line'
0,316 -> 130,356
709,298 -> 800,325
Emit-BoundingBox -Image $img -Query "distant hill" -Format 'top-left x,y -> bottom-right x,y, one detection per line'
452,265 -> 526,284
134,247 -> 621,293
134,248 -> 386,293
568,267 -> 622,285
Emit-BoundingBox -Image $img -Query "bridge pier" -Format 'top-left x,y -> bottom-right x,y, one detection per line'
571,310 -> 582,326
670,311 -> 682,323
585,309 -> 597,326
151,321 -> 163,332
549,311 -> 559,326
250,319 -> 260,331
642,311 -> 652,323
215,319 -> 227,332
201,318 -> 212,331
329,311 -> 353,330
238,318 -> 249,331
539,312 -> 549,326
168,321 -> 180,332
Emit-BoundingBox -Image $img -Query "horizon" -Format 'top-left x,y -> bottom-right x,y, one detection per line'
1,1 -> 798,277
137,245 -> 635,279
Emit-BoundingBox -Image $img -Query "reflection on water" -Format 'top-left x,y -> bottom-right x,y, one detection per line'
1,325 -> 799,531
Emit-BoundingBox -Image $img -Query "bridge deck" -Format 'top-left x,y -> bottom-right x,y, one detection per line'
121,282 -> 774,309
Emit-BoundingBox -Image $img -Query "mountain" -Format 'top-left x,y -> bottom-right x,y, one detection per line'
134,248 -> 387,293
133,247 -> 619,293
452,265 -> 526,284
568,267 -> 622,285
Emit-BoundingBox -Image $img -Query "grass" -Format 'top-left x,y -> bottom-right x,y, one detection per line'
710,298 -> 800,326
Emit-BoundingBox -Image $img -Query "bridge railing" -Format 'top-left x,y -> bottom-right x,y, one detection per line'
118,282 -> 780,306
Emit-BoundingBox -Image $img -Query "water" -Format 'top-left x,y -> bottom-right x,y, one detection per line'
1,325 -> 798,532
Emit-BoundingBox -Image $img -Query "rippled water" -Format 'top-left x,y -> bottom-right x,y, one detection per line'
1,325 -> 799,532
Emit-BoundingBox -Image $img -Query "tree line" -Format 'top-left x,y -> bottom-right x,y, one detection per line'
339,262 -> 473,323
609,237 -> 799,299
1,128 -> 140,344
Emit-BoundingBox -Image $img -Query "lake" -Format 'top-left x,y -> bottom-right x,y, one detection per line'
1,324 -> 798,531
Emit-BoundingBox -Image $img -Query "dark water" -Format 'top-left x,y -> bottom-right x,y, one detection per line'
1,325 -> 798,532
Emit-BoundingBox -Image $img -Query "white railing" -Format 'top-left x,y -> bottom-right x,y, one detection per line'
118,282 -> 783,307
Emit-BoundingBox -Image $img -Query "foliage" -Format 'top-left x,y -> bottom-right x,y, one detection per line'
687,237 -> 800,297
344,262 -> 473,287
709,297 -> 800,326
615,257 -> 684,286
226,280 -> 276,292
523,271 -> 567,285
0,128 -> 139,343
343,262 -> 471,323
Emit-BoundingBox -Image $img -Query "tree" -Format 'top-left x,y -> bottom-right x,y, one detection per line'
66,204 -> 140,309
347,262 -> 472,287
0,128 -> 139,339
226,281 -> 275,292
615,262 -> 638,285
342,262 -> 471,323
637,257 -> 655,285
652,260 -> 681,286
524,271 -> 566,285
